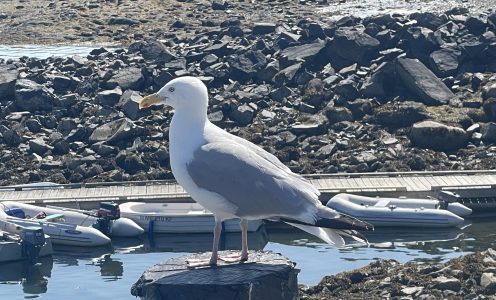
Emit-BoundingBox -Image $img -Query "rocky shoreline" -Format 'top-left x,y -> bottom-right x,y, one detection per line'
1,2 -> 496,185
299,249 -> 496,299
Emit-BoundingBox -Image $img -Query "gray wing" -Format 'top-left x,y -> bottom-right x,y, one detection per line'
186,141 -> 321,223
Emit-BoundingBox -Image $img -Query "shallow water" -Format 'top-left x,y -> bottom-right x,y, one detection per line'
0,45 -> 116,60
1,217 -> 495,299
321,0 -> 496,20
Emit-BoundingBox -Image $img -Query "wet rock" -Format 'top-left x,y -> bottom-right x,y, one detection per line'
52,139 -> 70,155
25,118 -> 42,133
273,63 -> 301,86
315,143 -> 337,159
330,27 -> 380,65
280,41 -> 326,67
411,12 -> 447,30
212,0 -> 228,10
29,138 -> 52,156
483,98 -> 496,121
0,67 -> 18,100
324,106 -> 353,124
52,75 -> 73,91
429,48 -> 462,77
360,62 -> 395,98
230,104 -> 255,126
269,86 -> 292,102
128,39 -> 175,63
396,57 -> 455,105
14,79 -> 54,112
96,87 -> 122,106
228,50 -> 267,82
335,78 -> 359,100
116,151 -> 148,174
89,118 -> 143,145
118,90 -> 145,120
1,128 -> 22,147
480,122 -> 496,143
103,67 -> 145,91
410,121 -> 468,151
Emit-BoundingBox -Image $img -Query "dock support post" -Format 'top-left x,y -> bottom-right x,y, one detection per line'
131,250 -> 299,300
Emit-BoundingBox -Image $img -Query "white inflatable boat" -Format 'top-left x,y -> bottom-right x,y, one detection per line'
120,202 -> 264,233
0,201 -> 143,238
0,221 -> 53,262
0,206 -> 110,247
326,193 -> 472,227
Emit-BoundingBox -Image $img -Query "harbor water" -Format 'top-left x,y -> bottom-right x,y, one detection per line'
1,218 -> 495,299
0,45 -> 117,60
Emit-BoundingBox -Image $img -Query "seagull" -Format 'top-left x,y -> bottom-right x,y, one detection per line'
139,76 -> 373,267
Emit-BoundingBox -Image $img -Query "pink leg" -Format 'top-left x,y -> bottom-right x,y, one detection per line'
186,219 -> 222,268
218,219 -> 249,263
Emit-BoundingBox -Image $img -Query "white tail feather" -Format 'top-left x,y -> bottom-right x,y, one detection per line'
285,222 -> 346,248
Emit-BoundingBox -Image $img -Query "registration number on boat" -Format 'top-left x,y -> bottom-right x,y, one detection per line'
139,216 -> 172,222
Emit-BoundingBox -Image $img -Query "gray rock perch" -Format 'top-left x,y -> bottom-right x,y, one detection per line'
131,250 -> 299,300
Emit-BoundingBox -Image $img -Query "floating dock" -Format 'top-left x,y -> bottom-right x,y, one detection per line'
0,170 -> 495,211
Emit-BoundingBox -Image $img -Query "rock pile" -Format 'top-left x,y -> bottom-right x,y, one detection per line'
300,249 -> 496,299
1,5 -> 496,185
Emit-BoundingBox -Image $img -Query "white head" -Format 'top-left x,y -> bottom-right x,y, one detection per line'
139,76 -> 209,115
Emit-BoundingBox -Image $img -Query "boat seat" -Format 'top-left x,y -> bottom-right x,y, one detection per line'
42,213 -> 65,221
374,199 -> 391,207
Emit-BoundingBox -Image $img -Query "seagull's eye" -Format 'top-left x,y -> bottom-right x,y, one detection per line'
168,87 -> 175,93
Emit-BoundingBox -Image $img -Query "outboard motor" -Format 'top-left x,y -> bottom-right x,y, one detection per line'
438,191 -> 460,209
20,226 -> 45,261
94,202 -> 120,235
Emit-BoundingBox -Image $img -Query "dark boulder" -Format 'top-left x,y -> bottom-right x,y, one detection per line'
128,39 -> 175,63
0,67 -> 18,100
361,61 -> 397,98
230,104 -> 256,126
116,151 -> 149,175
324,106 -> 353,124
330,27 -> 380,65
89,118 -> 144,145
118,90 -> 147,120
212,0 -> 228,10
14,79 -> 54,112
279,41 -> 327,68
429,48 -> 462,77
228,50 -> 267,82
480,122 -> 496,143
103,67 -> 145,91
96,87 -> 123,106
396,57 -> 454,105
29,138 -> 53,156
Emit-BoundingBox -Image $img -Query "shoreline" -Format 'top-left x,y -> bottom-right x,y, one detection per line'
299,249 -> 496,299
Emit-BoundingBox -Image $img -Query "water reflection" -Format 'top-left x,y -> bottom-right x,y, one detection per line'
144,227 -> 269,253
2,218 -> 496,299
93,254 -> 123,280
0,257 -> 53,295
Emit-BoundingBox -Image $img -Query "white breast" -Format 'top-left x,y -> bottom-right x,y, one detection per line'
169,115 -> 238,220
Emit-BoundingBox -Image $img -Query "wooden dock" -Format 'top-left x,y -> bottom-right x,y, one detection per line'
1,170 -> 495,210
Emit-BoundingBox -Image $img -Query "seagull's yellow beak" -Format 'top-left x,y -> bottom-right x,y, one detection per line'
139,93 -> 163,109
